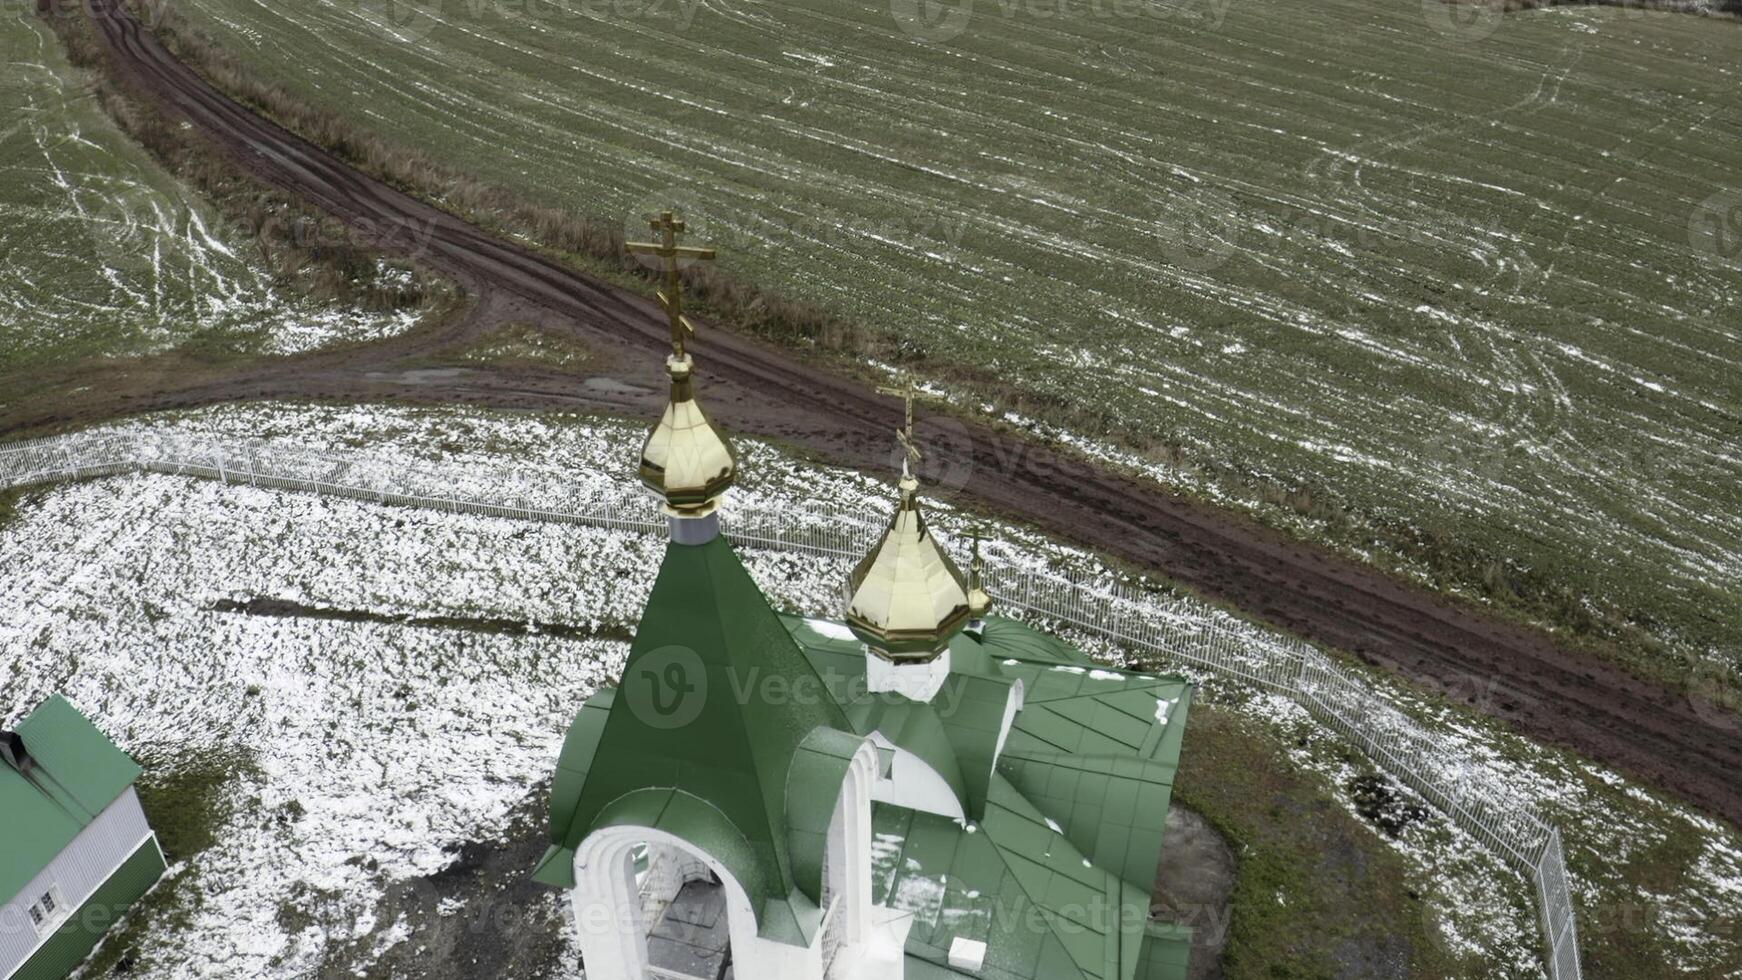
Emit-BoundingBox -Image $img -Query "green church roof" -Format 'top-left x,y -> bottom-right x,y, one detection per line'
539,541 -> 1195,980
539,534 -> 855,944
783,613 -> 1196,980
1,696 -> 144,902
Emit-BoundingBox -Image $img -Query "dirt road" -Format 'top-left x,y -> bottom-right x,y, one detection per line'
26,0 -> 1739,827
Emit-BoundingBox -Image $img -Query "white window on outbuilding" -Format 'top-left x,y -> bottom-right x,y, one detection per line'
27,885 -> 68,937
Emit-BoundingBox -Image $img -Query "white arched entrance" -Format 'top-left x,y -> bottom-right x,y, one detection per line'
570,740 -> 885,980
572,825 -> 762,979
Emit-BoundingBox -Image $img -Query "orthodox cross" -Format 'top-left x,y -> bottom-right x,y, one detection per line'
625,210 -> 717,359
878,383 -> 921,477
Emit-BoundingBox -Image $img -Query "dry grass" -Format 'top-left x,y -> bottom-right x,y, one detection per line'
42,1 -> 444,318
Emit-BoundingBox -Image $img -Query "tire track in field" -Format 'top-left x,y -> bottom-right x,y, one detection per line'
52,0 -> 1742,828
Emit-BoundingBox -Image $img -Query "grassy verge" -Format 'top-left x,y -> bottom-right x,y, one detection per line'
1172,704 -> 1478,979
78,751 -> 260,977
452,321 -> 596,371
0,488 -> 23,530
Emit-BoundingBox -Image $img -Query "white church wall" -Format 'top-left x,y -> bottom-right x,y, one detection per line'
867,733 -> 965,823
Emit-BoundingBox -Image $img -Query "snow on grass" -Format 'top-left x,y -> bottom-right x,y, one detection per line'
2,401 -> 1738,977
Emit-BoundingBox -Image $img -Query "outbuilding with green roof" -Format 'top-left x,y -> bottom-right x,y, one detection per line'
1,696 -> 166,980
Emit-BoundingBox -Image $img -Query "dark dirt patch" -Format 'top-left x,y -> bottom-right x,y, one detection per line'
318,789 -> 576,980
208,597 -> 634,644
1348,773 -> 1433,839
1152,805 -> 1237,980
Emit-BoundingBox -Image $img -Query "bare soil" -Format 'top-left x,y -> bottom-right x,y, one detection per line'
17,0 -> 1738,830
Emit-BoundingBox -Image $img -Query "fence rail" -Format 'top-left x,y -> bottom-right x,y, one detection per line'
0,430 -> 1582,979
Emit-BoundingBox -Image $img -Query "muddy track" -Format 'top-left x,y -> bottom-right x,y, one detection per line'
48,0 -> 1741,826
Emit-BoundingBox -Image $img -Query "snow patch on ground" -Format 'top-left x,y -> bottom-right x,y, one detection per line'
0,402 -> 1737,976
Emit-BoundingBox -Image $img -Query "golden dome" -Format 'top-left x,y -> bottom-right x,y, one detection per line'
845,399 -> 970,662
626,210 -> 735,519
640,354 -> 736,517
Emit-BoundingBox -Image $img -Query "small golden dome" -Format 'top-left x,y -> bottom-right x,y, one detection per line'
845,401 -> 970,662
967,533 -> 993,621
640,354 -> 736,517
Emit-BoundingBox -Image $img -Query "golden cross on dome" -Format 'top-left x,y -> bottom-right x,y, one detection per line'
878,382 -> 922,477
625,210 -> 717,359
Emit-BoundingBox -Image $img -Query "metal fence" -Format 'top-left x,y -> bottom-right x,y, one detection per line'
0,430 -> 1582,979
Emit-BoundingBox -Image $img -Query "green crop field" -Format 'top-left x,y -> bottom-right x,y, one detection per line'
0,5 -> 421,381
158,0 -> 1741,674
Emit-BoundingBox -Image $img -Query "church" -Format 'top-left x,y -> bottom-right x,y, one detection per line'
532,213 -> 1197,980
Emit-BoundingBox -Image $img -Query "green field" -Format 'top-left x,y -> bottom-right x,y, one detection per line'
0,5 -> 421,381
152,0 -> 1740,674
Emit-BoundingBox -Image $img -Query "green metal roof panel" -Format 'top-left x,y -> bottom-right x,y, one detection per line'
972,617 -> 1091,666
781,613 -> 1197,979
548,687 -> 615,847
998,751 -> 1178,894
547,536 -> 850,943
530,844 -> 576,888
931,673 -> 1013,820
1135,920 -> 1194,980
871,772 -> 1188,980
2,696 -> 143,902
785,726 -> 865,905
